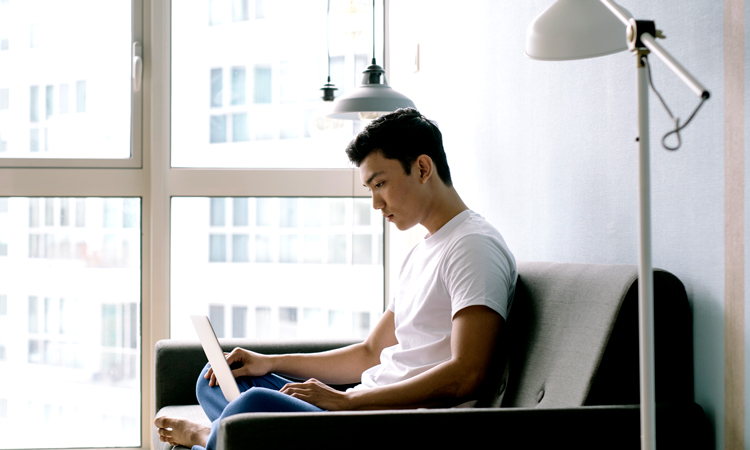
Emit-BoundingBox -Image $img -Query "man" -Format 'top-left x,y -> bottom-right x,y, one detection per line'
155,108 -> 516,450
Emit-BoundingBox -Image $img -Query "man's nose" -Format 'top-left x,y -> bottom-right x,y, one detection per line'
371,193 -> 384,210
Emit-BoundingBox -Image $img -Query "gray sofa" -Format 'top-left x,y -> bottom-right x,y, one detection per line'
154,262 -> 710,449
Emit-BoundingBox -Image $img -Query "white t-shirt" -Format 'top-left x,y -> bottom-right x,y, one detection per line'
359,209 -> 516,389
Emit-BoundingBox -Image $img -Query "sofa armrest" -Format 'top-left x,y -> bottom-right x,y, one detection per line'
218,402 -> 710,449
154,339 -> 358,410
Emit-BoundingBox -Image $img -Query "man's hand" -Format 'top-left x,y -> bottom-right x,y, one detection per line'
280,378 -> 350,411
204,347 -> 273,387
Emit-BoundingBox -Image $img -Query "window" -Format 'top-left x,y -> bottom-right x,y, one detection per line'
232,305 -> 248,337
0,0 -> 139,163
231,66 -> 247,105
1,197 -> 141,449
171,197 -> 383,340
0,1 -> 387,449
0,0 -> 9,51
210,68 -> 223,107
209,304 -> 226,338
171,0 -> 384,169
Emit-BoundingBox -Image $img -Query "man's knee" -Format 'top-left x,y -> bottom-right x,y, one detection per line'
195,363 -> 213,399
224,388 -> 283,415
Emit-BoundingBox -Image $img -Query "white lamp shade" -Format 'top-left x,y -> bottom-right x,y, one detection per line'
327,61 -> 416,120
327,84 -> 416,119
525,0 -> 632,61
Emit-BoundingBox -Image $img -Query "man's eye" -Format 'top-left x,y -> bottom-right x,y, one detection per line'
375,182 -> 383,188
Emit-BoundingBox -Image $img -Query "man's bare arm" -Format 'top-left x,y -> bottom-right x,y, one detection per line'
280,305 -> 504,410
206,309 -> 398,386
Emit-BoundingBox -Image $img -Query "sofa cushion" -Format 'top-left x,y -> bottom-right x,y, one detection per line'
483,261 -> 691,409
492,262 -> 639,408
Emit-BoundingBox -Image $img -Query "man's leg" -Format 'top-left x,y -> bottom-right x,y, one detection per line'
195,363 -> 295,421
158,368 -> 316,449
200,387 -> 324,450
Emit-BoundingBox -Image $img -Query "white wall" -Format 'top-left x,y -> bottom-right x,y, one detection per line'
388,1 -> 732,447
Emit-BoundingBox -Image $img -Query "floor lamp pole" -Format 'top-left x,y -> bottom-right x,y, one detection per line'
598,6 -> 709,450
636,49 -> 657,450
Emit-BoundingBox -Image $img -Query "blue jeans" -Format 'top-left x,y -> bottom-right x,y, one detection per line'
194,363 -> 324,450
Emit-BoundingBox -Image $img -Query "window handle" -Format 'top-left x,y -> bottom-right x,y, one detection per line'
132,42 -> 143,92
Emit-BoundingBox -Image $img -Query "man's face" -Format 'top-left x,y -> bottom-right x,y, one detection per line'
359,150 -> 425,231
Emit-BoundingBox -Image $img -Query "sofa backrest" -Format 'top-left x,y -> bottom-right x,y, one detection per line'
477,261 -> 693,409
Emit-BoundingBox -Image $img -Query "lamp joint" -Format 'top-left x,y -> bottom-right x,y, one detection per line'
627,19 -> 657,52
636,49 -> 650,68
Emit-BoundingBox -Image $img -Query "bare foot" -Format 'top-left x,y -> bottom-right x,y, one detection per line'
154,416 -> 210,448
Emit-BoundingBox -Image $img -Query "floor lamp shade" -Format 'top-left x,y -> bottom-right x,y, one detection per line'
525,0 -> 631,61
327,62 -> 416,120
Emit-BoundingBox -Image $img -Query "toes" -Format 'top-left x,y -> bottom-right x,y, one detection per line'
154,416 -> 169,427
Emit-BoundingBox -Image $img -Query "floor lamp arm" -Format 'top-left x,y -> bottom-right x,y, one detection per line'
600,0 -> 632,26
641,33 -> 710,99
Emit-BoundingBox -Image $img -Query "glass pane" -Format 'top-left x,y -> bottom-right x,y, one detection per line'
0,197 -> 141,449
171,197 -> 383,340
171,0 -> 385,168
0,1 -> 132,159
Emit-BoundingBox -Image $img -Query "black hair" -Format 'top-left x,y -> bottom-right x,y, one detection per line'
345,108 -> 452,186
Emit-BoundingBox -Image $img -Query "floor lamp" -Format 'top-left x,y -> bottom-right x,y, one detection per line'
525,1 -> 710,449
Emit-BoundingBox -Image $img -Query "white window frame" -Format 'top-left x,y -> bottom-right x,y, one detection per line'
0,1 -> 144,169
0,0 -> 391,448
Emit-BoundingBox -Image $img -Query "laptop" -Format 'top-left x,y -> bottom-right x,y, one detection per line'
191,315 -> 241,402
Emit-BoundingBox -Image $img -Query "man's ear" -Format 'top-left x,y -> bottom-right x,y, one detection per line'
416,155 -> 433,184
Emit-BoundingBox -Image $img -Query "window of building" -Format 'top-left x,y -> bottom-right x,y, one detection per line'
232,0 -> 249,22
210,68 -> 223,107
0,0 -> 8,51
0,88 -> 9,110
231,66 -> 247,105
253,66 -> 272,104
232,305 -> 247,337
232,234 -> 250,262
209,304 -> 226,338
233,198 -> 249,226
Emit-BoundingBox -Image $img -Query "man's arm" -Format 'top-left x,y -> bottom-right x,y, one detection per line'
279,304 -> 504,410
206,309 -> 398,386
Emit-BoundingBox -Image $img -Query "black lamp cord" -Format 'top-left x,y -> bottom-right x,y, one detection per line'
642,54 -> 707,151
371,0 -> 376,65
326,0 -> 331,83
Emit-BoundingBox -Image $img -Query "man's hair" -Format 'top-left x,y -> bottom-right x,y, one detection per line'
345,108 -> 453,186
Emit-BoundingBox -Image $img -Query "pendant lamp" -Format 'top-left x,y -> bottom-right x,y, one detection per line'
327,0 -> 415,120
309,0 -> 347,137
320,0 -> 338,101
